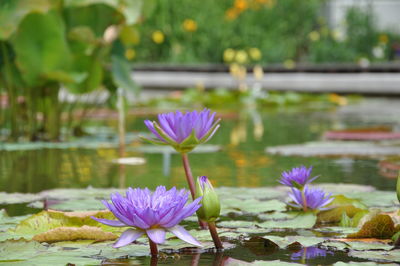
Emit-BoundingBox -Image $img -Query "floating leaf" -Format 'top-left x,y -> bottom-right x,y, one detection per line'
348,249 -> 400,263
0,239 -> 46,261
259,213 -> 317,229
328,195 -> 367,209
0,192 -> 42,204
262,235 -> 324,249
317,206 -> 365,224
32,225 -> 117,243
347,214 -> 396,239
13,210 -> 121,239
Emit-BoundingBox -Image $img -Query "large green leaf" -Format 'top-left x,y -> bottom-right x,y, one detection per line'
0,0 -> 53,40
63,4 -> 122,37
111,56 -> 138,93
11,11 -> 72,86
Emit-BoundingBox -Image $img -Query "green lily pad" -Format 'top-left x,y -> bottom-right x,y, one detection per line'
218,220 -> 257,229
48,198 -> 105,211
259,213 -> 317,229
224,258 -> 302,265
262,235 -> 324,249
348,249 -> 400,263
0,239 -> 47,261
317,206 -> 366,224
321,240 -> 393,251
334,262 -> 395,266
0,193 -> 42,204
221,199 -> 286,215
347,191 -> 398,208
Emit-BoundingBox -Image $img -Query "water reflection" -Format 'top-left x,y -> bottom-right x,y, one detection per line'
1,102 -> 399,192
290,246 -> 333,262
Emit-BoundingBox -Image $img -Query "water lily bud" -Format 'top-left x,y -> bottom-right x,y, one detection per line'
195,176 -> 220,222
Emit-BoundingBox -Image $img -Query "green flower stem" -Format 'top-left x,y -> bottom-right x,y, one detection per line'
208,221 -> 223,250
181,153 -> 196,200
301,188 -> 308,212
149,238 -> 158,257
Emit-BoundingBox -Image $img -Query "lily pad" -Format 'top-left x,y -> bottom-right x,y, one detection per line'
0,239 -> 47,261
0,192 -> 42,205
262,235 -> 324,249
348,249 -> 400,263
266,141 -> 400,157
259,213 -> 317,229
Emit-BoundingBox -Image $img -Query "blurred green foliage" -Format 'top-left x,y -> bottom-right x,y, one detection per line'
132,0 -> 398,64
0,0 -> 151,141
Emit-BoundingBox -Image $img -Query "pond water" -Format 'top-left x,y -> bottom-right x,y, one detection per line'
1,97 -> 399,194
1,96 -> 400,265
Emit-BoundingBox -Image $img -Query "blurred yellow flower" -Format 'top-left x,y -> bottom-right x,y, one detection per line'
182,19 -> 197,32
235,50 -> 248,64
152,30 -> 164,44
248,47 -> 262,61
225,8 -> 239,20
329,93 -> 348,106
331,29 -> 345,42
234,0 -> 248,11
308,31 -> 320,42
253,65 -> 264,80
283,59 -> 295,69
229,63 -> 240,77
223,48 -> 236,62
379,34 -> 389,44
125,48 -> 136,60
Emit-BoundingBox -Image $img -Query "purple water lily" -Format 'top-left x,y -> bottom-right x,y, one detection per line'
288,186 -> 333,211
279,166 -> 318,188
291,247 -> 333,260
92,186 -> 202,251
143,109 -> 220,153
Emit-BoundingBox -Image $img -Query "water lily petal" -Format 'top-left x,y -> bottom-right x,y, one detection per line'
91,216 -> 127,227
168,225 -> 202,247
146,228 -> 166,244
113,228 -> 144,248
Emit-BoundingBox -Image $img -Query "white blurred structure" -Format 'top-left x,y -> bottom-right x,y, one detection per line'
324,0 -> 400,33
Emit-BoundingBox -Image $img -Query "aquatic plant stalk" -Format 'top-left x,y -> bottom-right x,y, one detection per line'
182,154 -> 208,229
181,153 -> 196,199
301,188 -> 308,212
149,238 -> 158,257
208,221 -> 223,250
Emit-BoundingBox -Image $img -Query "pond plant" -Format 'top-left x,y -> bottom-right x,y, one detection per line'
0,0 -> 148,141
279,165 -> 333,212
142,109 -> 223,249
142,109 -> 220,227
91,186 -> 202,256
